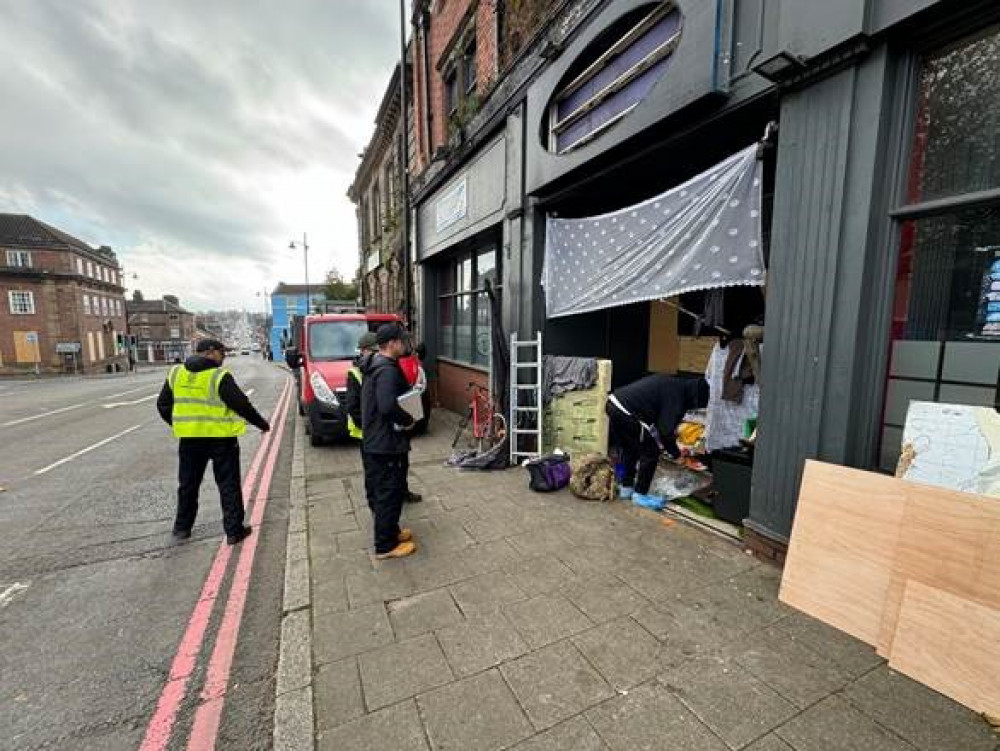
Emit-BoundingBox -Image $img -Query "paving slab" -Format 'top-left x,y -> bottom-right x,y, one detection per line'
561,574 -> 650,623
743,735 -> 796,751
572,616 -> 663,691
435,610 -> 530,678
659,654 -> 798,749
458,539 -> 523,576
509,716 -> 608,751
358,633 -> 454,711
450,570 -> 527,616
842,665 -> 998,751
506,555 -> 577,596
388,588 -> 464,641
730,625 -> 853,709
418,669 -> 534,751
312,603 -> 393,665
313,657 -> 364,732
316,698 -> 429,751
504,594 -> 593,649
586,681 -> 729,751
774,695 -> 914,751
501,640 -> 614,731
312,576 -> 349,617
773,612 -> 882,679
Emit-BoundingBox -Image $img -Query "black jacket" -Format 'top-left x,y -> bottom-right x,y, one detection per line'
613,375 -> 708,458
157,356 -> 270,433
360,353 -> 414,455
344,353 -> 372,430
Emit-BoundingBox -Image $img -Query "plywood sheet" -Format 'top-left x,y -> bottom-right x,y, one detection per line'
779,460 -> 906,646
889,580 -> 1000,717
648,300 -> 679,374
876,482 -> 1000,657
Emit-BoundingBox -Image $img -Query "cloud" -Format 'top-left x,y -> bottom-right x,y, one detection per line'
0,0 -> 403,310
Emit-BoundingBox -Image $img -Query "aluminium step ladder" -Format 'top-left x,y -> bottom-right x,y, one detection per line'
510,331 -> 543,464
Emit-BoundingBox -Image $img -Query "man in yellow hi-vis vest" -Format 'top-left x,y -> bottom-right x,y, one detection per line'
156,338 -> 270,545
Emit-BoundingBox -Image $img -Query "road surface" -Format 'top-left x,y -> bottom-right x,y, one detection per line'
0,357 -> 293,750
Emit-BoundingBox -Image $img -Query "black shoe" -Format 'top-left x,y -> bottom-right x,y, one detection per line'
405,491 -> 423,504
172,529 -> 192,540
226,526 -> 252,545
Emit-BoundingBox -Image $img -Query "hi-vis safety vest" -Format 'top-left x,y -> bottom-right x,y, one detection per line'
168,365 -> 246,439
347,366 -> 363,439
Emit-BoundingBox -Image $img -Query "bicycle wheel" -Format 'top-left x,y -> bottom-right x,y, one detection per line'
489,412 -> 508,443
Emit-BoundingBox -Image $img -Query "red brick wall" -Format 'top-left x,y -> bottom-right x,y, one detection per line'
0,276 -> 127,373
415,0 -> 499,168
436,358 -> 488,414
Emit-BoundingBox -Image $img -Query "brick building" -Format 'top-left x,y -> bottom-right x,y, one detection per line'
348,63 -> 411,319
405,0 -> 554,412
126,293 -> 196,363
0,214 -> 128,374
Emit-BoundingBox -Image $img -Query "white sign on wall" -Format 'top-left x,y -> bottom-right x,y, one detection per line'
435,177 -> 468,233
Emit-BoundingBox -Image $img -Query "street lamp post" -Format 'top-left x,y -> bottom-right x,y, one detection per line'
289,233 -> 310,313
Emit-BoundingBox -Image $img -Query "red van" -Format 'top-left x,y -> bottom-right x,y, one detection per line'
285,312 -> 428,445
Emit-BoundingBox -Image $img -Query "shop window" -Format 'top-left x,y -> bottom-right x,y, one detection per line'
6,249 -> 32,268
546,2 -> 682,155
437,246 -> 500,368
882,25 -> 1000,472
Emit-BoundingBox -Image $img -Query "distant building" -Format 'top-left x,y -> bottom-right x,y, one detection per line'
0,213 -> 128,374
348,61 -> 412,322
126,294 -> 196,363
269,283 -> 326,356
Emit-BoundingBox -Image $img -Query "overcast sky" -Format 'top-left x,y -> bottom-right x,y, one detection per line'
0,1 -> 404,312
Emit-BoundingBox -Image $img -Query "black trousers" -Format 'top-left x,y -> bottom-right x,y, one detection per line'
175,438 -> 245,537
360,447 -> 410,510
606,404 -> 660,494
362,451 -> 408,554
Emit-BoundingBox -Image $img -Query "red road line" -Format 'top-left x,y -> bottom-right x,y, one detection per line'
139,378 -> 292,751
186,377 -> 294,751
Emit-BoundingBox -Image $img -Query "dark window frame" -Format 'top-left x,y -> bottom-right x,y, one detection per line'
437,246 -> 501,368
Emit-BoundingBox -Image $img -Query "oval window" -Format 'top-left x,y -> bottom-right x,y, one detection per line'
545,2 -> 682,155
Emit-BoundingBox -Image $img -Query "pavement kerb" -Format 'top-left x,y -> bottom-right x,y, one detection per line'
273,413 -> 315,751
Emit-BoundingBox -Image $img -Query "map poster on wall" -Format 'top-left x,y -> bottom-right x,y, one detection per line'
896,401 -> 1000,498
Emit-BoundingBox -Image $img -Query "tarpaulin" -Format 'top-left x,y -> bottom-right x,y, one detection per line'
543,145 -> 765,318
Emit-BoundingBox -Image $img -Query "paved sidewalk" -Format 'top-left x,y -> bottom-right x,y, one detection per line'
291,412 -> 997,751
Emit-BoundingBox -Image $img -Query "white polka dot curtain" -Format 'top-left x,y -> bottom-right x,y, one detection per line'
543,145 -> 766,319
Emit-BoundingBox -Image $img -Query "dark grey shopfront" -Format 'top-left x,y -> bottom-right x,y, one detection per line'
502,0 -> 1000,546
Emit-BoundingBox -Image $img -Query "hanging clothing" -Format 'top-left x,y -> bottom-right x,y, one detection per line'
721,340 -> 754,403
704,342 -> 759,452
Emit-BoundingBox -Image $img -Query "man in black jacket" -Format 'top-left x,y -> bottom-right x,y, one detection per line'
606,374 -> 709,506
156,338 -> 271,544
346,330 -> 423,506
361,323 -> 416,559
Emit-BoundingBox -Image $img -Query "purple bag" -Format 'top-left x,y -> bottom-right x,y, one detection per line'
526,454 -> 571,492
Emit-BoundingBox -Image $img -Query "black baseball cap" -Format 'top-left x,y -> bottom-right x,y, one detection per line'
195,338 -> 227,353
376,322 -> 406,345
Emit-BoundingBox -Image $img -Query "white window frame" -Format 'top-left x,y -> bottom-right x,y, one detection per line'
9,290 -> 35,315
76,257 -> 84,275
86,261 -> 93,278
83,294 -> 91,315
5,249 -> 32,268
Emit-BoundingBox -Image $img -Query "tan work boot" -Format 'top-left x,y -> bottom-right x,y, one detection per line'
398,528 -> 413,543
375,541 -> 417,560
